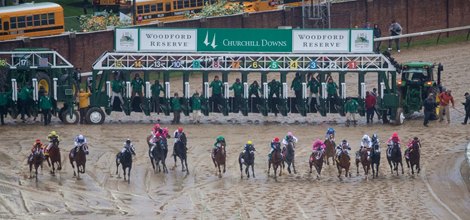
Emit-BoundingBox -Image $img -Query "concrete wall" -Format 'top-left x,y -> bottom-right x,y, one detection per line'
0,0 -> 469,71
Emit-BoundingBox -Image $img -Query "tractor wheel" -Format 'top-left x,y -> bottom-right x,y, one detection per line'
36,72 -> 51,95
395,108 -> 405,125
86,107 -> 105,125
61,110 -> 79,124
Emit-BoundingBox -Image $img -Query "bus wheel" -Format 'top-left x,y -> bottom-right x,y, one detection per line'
61,110 -> 79,124
86,107 -> 105,125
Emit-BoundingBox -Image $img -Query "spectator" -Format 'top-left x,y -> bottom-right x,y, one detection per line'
462,92 -> 470,125
78,88 -> 91,124
249,80 -> 260,98
423,93 -> 437,127
438,89 -> 454,123
39,92 -> 52,126
209,75 -> 223,111
291,73 -> 303,105
365,91 -> 376,123
151,80 -> 165,114
229,78 -> 243,113
0,90 -> 9,125
172,92 -> 181,124
344,97 -> 359,127
191,91 -> 202,124
388,20 -> 402,52
307,73 -> 320,109
373,24 -> 382,53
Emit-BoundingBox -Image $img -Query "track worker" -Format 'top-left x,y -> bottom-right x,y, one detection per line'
438,89 -> 454,123
39,92 -> 52,126
191,91 -> 202,123
462,92 -> 470,125
78,89 -> 91,124
344,97 -> 359,127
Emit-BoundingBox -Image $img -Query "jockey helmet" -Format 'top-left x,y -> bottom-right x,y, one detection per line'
217,136 -> 224,141
342,139 -> 347,144
372,134 -> 378,141
413,137 -> 419,141
273,137 -> 280,142
77,135 -> 85,143
35,139 -> 41,144
392,132 -> 398,138
178,127 -> 183,132
362,135 -> 369,141
154,124 -> 160,129
126,139 -> 131,144
247,140 -> 253,145
327,128 -> 335,133
163,127 -> 168,133
287,132 -> 293,137
50,131 -> 57,136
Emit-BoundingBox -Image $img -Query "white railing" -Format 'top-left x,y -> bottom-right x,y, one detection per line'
374,25 -> 470,46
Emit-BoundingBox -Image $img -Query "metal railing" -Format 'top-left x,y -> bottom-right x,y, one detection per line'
374,25 -> 470,47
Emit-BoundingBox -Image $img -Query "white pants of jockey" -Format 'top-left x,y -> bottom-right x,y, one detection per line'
308,92 -> 320,106
346,112 -> 356,122
111,92 -> 124,106
192,110 -> 201,122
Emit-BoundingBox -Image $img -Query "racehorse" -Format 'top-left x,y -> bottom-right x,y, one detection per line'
28,149 -> 44,182
212,144 -> 226,177
283,142 -> 296,174
405,141 -> 421,175
116,146 -> 136,183
309,150 -> 324,179
356,148 -> 371,178
150,140 -> 169,173
324,135 -> 336,165
387,142 -> 404,176
336,148 -> 351,179
239,146 -> 255,179
370,142 -> 381,178
45,137 -> 61,175
268,144 -> 283,179
69,144 -> 88,179
173,140 -> 189,174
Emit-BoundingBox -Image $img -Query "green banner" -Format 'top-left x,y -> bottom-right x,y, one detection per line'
197,28 -> 292,53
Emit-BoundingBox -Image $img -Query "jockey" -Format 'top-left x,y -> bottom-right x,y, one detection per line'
405,137 -> 421,159
173,127 -> 187,156
282,132 -> 298,148
312,139 -> 326,152
387,132 -> 401,145
268,137 -> 281,160
360,134 -> 372,151
371,134 -> 380,152
150,127 -> 170,154
72,134 -> 87,158
46,130 -> 60,151
325,127 -> 336,140
121,139 -> 134,153
152,123 -> 163,137
29,139 -> 45,162
336,139 -> 351,159
212,136 -> 226,158
242,140 -> 255,154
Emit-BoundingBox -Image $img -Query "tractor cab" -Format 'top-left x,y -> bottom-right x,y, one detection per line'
398,61 -> 443,115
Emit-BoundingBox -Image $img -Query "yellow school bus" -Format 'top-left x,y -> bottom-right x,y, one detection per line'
134,0 -> 217,23
0,2 -> 65,41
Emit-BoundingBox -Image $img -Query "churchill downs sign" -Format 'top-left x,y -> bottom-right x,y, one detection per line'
114,28 -> 373,53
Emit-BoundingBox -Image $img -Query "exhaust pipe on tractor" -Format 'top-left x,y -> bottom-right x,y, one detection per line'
11,79 -> 17,102
32,78 -> 38,101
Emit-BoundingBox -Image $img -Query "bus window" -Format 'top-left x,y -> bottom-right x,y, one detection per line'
151,4 -> 156,11
137,6 -> 143,14
166,3 -> 171,11
3,21 -> 8,31
41,14 -> 47,25
157,3 -> 163,11
144,5 -> 150,13
27,16 -> 33,26
176,0 -> 184,9
0,19 -> 2,30
190,0 -> 197,7
34,15 -> 40,26
18,16 -> 25,28
196,0 -> 202,6
48,13 -> 55,25
10,17 -> 17,29
184,0 -> 190,7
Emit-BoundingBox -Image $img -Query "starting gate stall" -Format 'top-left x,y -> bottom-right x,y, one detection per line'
87,28 -> 402,124
0,48 -> 79,124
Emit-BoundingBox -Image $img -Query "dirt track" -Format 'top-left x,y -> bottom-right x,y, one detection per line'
0,41 -> 470,219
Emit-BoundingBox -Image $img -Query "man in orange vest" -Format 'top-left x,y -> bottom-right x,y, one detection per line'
78,89 -> 91,124
438,89 -> 454,123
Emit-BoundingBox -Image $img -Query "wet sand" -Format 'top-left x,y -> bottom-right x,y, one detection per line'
0,42 -> 470,219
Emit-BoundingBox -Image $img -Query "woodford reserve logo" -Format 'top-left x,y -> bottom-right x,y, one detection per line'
139,29 -> 197,52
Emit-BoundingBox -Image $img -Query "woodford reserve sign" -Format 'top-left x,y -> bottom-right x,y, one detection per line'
114,28 -> 373,53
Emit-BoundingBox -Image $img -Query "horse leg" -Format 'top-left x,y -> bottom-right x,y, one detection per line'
239,161 -> 243,179
184,158 -> 189,174
310,162 -> 313,174
287,163 -> 291,174
116,160 -> 120,177
128,166 -> 131,184
174,154 -> 178,167
292,160 -> 297,174
268,162 -> 271,176
400,161 -> 404,175
35,165 -> 39,182
180,157 -> 185,172
246,166 -> 250,178
337,166 -> 341,179
223,163 -> 226,174
252,164 -> 255,178
388,159 -> 393,174
123,166 -> 127,181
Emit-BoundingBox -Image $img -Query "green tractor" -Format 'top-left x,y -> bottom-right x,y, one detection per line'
0,48 -> 80,124
397,61 -> 443,118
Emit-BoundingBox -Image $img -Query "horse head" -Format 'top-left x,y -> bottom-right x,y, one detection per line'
315,149 -> 324,160
78,144 -> 89,155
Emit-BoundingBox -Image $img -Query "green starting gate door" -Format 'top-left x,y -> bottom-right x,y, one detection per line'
90,52 -> 400,124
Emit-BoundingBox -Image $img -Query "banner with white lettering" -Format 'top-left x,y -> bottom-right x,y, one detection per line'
115,28 -> 138,52
350,29 -> 374,53
139,29 -> 197,52
292,30 -> 350,53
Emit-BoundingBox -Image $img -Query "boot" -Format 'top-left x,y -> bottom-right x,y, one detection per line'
346,120 -> 350,127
